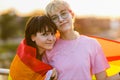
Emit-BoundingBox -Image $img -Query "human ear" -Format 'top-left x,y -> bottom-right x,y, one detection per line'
31,34 -> 36,42
69,10 -> 75,18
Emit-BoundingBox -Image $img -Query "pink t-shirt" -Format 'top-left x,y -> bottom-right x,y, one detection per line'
44,35 -> 110,80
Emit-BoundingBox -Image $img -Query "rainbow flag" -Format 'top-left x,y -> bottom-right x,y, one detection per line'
8,39 -> 52,80
91,36 -> 120,79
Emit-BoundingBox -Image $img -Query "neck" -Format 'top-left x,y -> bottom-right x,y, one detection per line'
60,30 -> 80,40
38,48 -> 45,55
36,48 -> 45,60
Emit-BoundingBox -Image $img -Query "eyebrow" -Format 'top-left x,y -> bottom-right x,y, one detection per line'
51,10 -> 67,17
60,10 -> 66,13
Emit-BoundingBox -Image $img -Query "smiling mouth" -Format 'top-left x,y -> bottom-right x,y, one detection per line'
46,43 -> 53,45
60,22 -> 68,26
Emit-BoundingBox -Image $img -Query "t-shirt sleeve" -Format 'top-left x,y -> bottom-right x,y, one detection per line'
91,39 -> 110,74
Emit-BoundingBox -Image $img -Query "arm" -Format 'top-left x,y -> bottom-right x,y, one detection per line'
95,71 -> 120,80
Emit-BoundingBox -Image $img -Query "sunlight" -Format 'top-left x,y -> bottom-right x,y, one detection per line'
66,0 -> 120,17
11,0 -> 50,13
0,0 -> 120,17
0,0 -> 50,15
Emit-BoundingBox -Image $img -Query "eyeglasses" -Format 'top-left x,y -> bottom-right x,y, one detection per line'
51,10 -> 69,23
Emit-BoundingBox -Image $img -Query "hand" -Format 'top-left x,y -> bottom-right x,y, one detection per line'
50,68 -> 57,80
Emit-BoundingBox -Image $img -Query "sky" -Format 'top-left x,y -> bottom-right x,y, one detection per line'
0,0 -> 120,17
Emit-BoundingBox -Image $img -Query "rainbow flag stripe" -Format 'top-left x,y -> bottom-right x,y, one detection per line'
92,36 -> 120,79
8,39 -> 52,80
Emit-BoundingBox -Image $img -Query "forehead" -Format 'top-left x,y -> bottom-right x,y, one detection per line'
49,8 -> 69,18
48,4 -> 69,16
50,9 -> 67,16
40,25 -> 55,33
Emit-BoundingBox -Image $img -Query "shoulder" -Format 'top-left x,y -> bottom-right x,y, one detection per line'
80,35 -> 99,44
79,35 -> 102,51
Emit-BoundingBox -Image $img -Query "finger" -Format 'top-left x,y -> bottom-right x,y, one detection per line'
51,72 -> 55,77
52,73 -> 57,80
54,75 -> 57,80
54,72 -> 57,79
51,68 -> 57,79
51,69 -> 56,77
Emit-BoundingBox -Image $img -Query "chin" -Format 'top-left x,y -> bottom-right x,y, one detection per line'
62,27 -> 71,32
47,47 -> 53,50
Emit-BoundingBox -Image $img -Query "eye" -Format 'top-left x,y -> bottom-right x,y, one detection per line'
61,11 -> 68,18
61,12 -> 67,15
41,33 -> 48,36
51,16 -> 58,21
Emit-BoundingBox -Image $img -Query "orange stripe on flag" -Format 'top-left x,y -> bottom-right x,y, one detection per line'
90,36 -> 120,61
91,36 -> 120,79
9,55 -> 45,80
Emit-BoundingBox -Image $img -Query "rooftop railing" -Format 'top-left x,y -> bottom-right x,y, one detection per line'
0,68 -> 9,75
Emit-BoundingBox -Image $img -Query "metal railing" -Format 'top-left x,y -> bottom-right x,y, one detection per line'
0,68 -> 9,75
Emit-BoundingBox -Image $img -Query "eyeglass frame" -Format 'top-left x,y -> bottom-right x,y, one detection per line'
50,10 -> 70,23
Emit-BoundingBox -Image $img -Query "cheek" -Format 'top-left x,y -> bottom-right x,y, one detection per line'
35,40 -> 42,47
54,37 -> 56,42
35,38 -> 44,46
55,23 -> 59,27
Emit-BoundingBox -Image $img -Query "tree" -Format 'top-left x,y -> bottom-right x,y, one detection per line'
0,13 -> 18,40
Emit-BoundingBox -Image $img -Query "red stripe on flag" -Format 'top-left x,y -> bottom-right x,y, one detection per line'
89,35 -> 120,44
107,56 -> 120,61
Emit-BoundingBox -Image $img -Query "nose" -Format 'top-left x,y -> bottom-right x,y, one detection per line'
58,15 -> 64,22
47,35 -> 54,41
